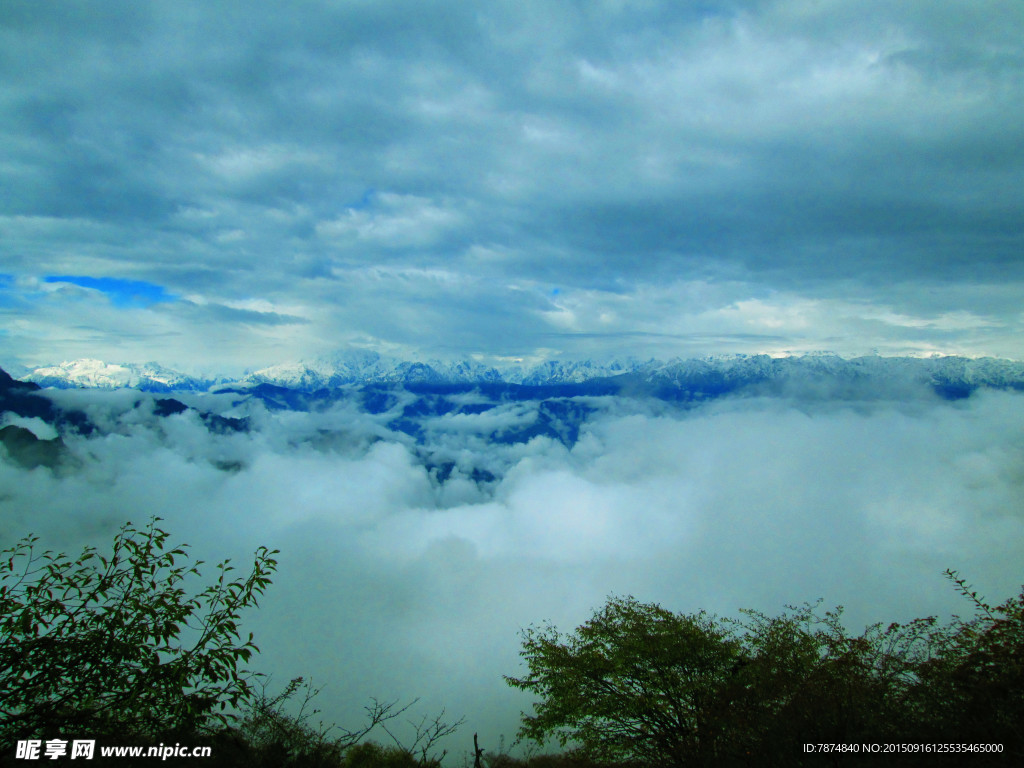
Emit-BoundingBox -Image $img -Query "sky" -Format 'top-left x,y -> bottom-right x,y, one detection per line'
2,3 -> 1024,755
2,0 -> 1024,373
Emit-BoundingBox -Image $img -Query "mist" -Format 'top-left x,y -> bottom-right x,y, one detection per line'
2,385 -> 1022,754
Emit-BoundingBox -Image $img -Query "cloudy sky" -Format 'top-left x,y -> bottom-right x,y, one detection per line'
2,0 -> 1023,373
3,2 -> 1024,753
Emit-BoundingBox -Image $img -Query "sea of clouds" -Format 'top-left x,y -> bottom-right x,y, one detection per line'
2,384 -> 1022,755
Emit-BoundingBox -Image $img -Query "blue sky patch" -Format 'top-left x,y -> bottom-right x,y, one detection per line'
44,276 -> 177,308
0,274 -> 20,308
346,189 -> 376,210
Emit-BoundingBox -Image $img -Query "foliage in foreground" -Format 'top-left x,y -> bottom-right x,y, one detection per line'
506,578 -> 1024,766
3,519 -> 1020,766
236,676 -> 460,768
0,521 -> 458,767
0,519 -> 277,742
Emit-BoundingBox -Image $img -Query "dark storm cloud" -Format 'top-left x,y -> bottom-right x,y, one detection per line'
1,0 -> 1022,366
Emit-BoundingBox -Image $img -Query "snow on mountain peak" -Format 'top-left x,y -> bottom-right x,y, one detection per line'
15,351 -> 1024,397
22,360 -> 212,392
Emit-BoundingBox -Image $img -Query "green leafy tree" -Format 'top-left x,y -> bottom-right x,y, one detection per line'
505,596 -> 745,766
728,602 -> 939,760
0,518 -> 278,742
506,583 -> 1024,766
909,571 -> 1024,750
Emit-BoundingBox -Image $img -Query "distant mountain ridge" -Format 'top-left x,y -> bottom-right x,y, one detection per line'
607,353 -> 1024,402
5,354 -> 1024,475
18,352 -> 656,391
239,351 -> 650,390
21,359 -> 221,392
16,351 -> 1024,399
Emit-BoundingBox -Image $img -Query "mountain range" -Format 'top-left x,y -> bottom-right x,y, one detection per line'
17,351 -> 1024,400
20,359 -> 221,392
5,352 -> 1024,477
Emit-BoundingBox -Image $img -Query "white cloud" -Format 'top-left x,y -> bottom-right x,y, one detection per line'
0,414 -> 59,440
2,2 -> 1022,367
316,194 -> 467,249
2,387 -> 1022,749
196,144 -> 330,183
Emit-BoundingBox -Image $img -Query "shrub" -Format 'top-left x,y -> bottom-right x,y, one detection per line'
507,579 -> 1024,766
0,519 -> 277,742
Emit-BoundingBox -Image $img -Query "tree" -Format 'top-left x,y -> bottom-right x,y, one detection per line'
505,596 -> 745,766
908,571 -> 1024,750
505,595 -> 922,765
506,584 -> 1024,766
728,602 -> 937,760
0,518 -> 278,742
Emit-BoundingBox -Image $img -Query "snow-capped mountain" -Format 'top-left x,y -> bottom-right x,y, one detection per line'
621,353 -> 1024,399
17,352 -> 1024,400
242,349 -> 398,389
509,358 -> 656,385
22,359 -> 215,392
238,351 -> 656,390
7,353 -> 1024,475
